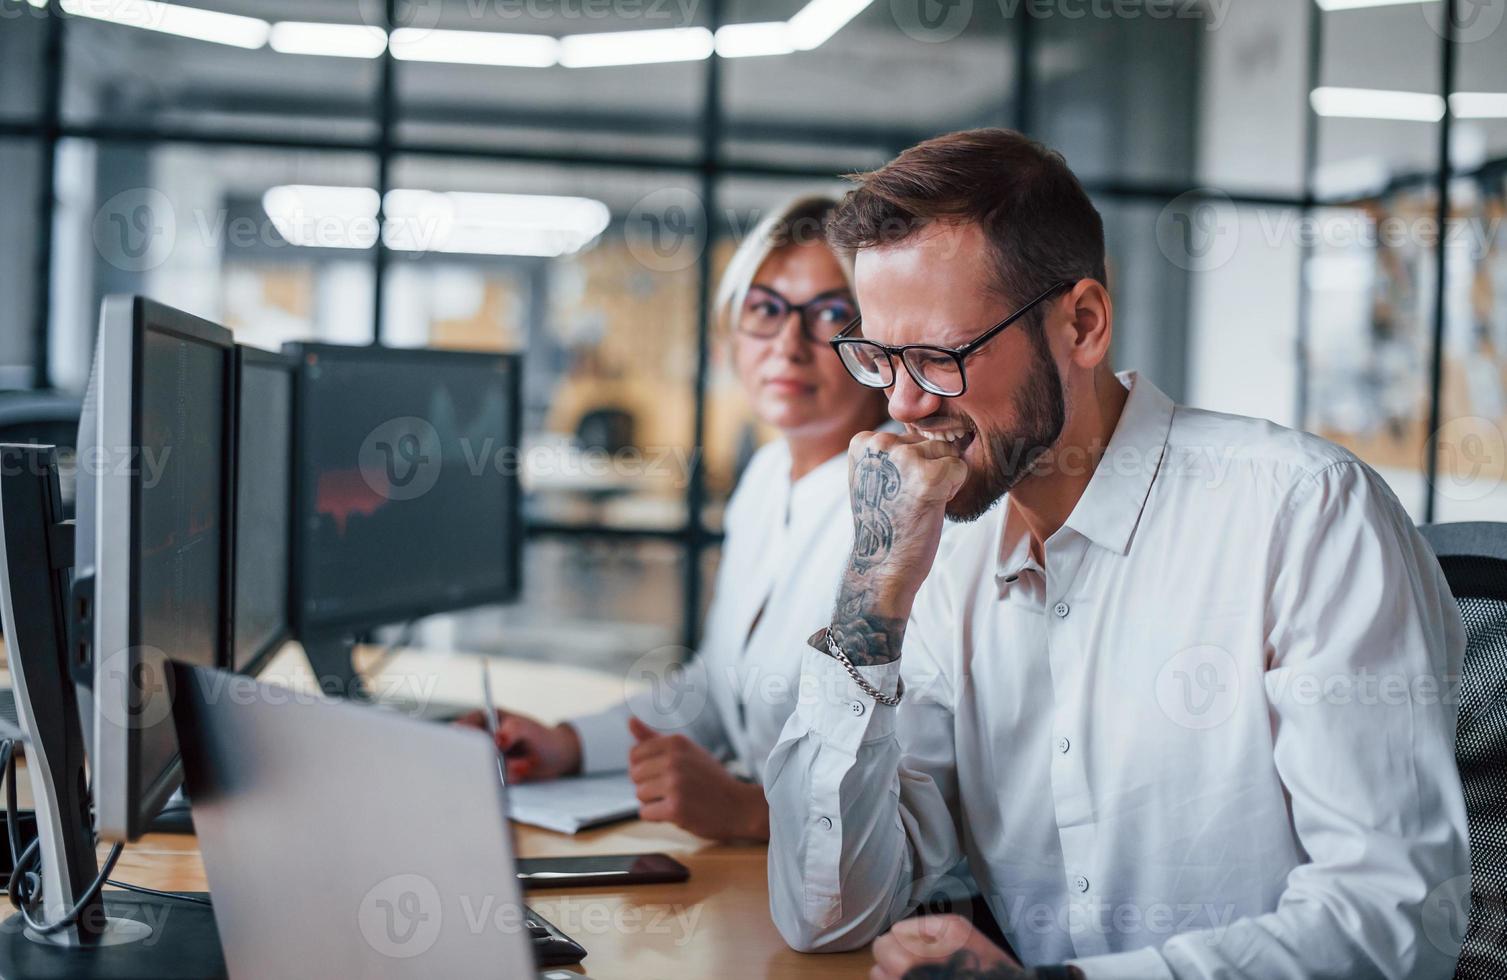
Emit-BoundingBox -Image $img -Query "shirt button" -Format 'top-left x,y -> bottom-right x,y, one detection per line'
817,816 -> 834,831
1073,875 -> 1090,893
1053,601 -> 1070,618
848,700 -> 866,717
1055,736 -> 1071,754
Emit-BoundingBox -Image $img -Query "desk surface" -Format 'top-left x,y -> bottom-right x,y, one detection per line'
15,643 -> 874,979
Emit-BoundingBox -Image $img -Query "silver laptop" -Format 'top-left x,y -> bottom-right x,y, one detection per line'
170,663 -> 577,979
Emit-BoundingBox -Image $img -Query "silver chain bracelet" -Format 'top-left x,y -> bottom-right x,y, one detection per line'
823,629 -> 903,707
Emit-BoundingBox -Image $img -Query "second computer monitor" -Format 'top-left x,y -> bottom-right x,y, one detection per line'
288,344 -> 522,637
77,296 -> 234,842
230,345 -> 296,676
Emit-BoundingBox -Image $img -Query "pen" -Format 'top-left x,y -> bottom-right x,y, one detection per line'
482,666 -> 507,784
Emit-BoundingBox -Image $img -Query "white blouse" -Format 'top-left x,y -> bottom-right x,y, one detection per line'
569,429 -> 888,779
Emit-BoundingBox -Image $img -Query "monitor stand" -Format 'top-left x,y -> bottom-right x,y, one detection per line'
301,635 -> 370,701
0,445 -> 225,978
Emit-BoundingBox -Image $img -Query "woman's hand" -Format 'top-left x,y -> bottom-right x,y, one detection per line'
454,709 -> 582,783
871,915 -> 1021,980
626,717 -> 769,842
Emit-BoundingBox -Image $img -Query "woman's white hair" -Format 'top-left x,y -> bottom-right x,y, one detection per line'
713,194 -> 854,335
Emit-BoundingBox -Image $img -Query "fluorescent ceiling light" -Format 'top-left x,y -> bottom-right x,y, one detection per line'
384,190 -> 610,256
60,0 -> 269,49
1310,86 -> 1445,122
262,185 -> 610,257
787,0 -> 874,51
269,21 -> 387,59
559,26 -> 713,68
1315,0 -> 1438,10
389,26 -> 558,67
262,185 -> 381,249
1452,92 -> 1507,118
715,21 -> 796,59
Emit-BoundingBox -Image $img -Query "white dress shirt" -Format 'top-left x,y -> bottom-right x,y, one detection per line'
571,431 -> 883,778
764,372 -> 1470,979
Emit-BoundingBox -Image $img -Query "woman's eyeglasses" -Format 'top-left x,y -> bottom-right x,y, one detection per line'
736,285 -> 858,344
829,280 -> 1073,398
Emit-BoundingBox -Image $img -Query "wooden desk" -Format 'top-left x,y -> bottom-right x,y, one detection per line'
61,644 -> 874,979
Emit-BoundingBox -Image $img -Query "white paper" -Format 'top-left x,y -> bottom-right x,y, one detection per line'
506,772 -> 639,835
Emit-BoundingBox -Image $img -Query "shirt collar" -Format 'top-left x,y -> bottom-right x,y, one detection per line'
1059,370 -> 1174,556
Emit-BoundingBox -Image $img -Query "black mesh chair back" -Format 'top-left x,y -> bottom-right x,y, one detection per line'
1421,521 -> 1507,980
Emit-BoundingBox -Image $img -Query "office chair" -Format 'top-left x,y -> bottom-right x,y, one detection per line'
1420,521 -> 1507,980
0,390 -> 83,449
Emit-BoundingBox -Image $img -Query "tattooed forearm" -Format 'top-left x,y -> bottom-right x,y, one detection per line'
833,447 -> 909,665
851,448 -> 901,573
830,573 -> 908,666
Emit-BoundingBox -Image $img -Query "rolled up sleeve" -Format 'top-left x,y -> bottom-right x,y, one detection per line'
765,607 -> 964,953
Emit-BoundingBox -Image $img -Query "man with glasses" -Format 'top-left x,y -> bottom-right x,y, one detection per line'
763,128 -> 1469,980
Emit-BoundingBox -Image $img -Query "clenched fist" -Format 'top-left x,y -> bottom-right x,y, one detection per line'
830,430 -> 967,666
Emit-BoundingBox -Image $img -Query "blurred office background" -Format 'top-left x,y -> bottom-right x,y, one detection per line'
1,0 -> 1504,668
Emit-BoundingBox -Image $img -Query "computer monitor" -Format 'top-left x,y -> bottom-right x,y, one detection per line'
74,296 -> 234,844
287,344 -> 522,644
229,345 -> 295,677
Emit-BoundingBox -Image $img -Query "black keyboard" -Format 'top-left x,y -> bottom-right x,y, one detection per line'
527,904 -> 587,966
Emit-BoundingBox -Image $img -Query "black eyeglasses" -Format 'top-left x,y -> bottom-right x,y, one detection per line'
829,280 -> 1073,397
736,285 -> 858,344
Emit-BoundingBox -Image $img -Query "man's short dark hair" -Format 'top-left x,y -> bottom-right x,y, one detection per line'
826,128 -> 1107,325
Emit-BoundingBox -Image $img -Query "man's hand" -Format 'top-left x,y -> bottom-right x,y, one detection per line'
835,431 -> 968,665
454,709 -> 582,783
872,915 -> 1018,979
626,716 -> 769,842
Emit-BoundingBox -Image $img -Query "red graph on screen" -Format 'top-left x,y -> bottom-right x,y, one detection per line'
316,468 -> 389,536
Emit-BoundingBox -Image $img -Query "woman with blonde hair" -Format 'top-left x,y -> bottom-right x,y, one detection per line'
463,195 -> 891,842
